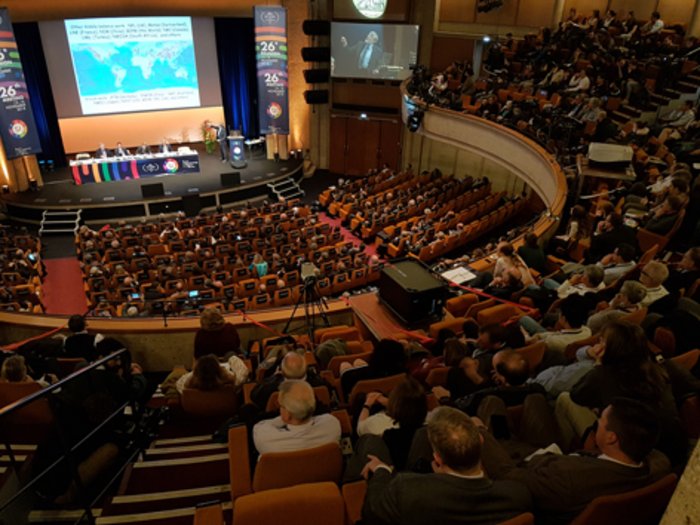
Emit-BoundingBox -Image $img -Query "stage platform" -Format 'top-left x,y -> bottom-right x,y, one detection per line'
1,144 -> 303,225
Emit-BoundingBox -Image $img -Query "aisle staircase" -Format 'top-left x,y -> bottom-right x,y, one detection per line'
267,177 -> 304,201
39,210 -> 81,235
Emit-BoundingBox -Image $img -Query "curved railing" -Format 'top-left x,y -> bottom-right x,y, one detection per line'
401,79 -> 567,241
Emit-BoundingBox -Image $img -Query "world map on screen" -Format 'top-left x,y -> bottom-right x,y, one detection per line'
65,17 -> 201,115
71,42 -> 198,96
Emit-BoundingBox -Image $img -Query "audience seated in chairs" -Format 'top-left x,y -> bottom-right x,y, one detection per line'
175,354 -> 248,395
250,350 -> 328,411
520,294 -> 595,353
558,321 -> 687,467
360,406 -> 533,525
252,380 -> 341,455
587,280 -> 647,333
433,350 -> 545,416
340,339 -> 408,403
479,396 -> 671,525
194,307 -> 241,360
354,376 -> 428,472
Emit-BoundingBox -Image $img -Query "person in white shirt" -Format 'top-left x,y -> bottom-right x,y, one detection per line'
641,11 -> 664,35
520,294 -> 594,353
587,280 -> 647,334
357,376 -> 428,437
253,380 -> 341,455
547,264 -> 605,300
639,261 -> 670,307
598,244 -> 637,285
565,70 -> 590,93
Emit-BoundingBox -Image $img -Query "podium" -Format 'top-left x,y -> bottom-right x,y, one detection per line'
228,136 -> 247,169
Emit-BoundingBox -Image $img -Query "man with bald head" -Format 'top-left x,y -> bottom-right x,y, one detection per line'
250,349 -> 329,410
433,350 -> 545,417
253,380 -> 341,454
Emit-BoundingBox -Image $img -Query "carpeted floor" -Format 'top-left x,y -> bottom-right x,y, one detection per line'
318,212 -> 377,257
42,258 -> 88,315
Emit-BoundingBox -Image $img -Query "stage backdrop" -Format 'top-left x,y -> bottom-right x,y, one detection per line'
39,17 -> 225,154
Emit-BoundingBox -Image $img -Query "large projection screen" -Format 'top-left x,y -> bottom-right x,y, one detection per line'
40,17 -> 224,154
64,17 -> 200,116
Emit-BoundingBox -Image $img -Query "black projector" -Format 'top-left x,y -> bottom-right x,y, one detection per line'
378,260 -> 448,326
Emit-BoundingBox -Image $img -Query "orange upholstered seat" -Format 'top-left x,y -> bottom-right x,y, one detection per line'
180,386 -> 239,417
569,474 -> 677,525
234,482 -> 344,525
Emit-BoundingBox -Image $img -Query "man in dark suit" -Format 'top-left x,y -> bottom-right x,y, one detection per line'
95,143 -> 110,159
114,142 -> 130,157
643,195 -> 683,235
342,30 -> 384,76
136,143 -> 151,155
361,406 -> 532,525
479,397 -> 671,525
206,120 -> 228,162
588,213 -> 638,261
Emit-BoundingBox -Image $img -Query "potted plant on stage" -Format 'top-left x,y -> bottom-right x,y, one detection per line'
201,121 -> 217,155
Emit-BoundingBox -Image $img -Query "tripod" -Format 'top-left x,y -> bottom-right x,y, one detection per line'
283,277 -> 331,343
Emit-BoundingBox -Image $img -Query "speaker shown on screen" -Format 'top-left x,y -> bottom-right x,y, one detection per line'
302,20 -> 330,36
303,69 -> 330,83
181,194 -> 201,217
304,90 -> 329,104
301,47 -> 331,62
141,183 -> 165,199
220,172 -> 241,187
228,137 -> 247,169
378,260 -> 447,325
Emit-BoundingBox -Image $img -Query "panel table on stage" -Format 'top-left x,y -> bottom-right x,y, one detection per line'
69,150 -> 201,185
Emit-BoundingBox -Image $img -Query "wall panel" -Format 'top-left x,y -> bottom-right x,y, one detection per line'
658,0 -> 696,26
608,0 -> 657,19
430,36 -> 476,72
562,0 -> 608,18
439,0 -> 477,24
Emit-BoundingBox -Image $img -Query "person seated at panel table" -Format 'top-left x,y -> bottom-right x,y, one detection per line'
159,138 -> 173,154
95,143 -> 110,159
114,142 -> 130,157
136,142 -> 152,155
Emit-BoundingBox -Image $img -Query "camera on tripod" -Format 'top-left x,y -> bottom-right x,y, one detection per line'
301,262 -> 320,285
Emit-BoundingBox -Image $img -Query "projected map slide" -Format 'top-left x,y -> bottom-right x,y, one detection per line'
65,17 -> 200,115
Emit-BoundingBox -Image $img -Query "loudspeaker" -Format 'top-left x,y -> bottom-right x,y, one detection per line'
302,20 -> 330,35
220,172 -> 241,187
301,47 -> 331,62
181,194 -> 201,217
141,183 -> 164,198
304,68 -> 330,83
304,90 -> 329,104
378,260 -> 448,326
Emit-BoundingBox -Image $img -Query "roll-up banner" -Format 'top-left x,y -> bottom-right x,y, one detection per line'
0,8 -> 42,158
254,6 -> 289,135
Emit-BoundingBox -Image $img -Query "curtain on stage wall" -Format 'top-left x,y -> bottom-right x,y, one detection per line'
13,22 -> 67,167
215,18 -> 259,139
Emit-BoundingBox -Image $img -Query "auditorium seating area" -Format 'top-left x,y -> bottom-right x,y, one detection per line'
0,225 -> 44,313
75,201 -> 382,317
3,4 -> 700,525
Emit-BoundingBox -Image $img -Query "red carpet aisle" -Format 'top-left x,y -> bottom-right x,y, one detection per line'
319,212 -> 377,257
41,258 -> 88,315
